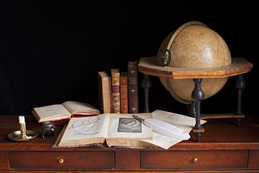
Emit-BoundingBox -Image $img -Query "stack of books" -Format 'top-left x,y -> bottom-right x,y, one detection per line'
98,61 -> 139,114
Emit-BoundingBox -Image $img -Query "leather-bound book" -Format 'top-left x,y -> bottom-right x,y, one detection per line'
128,61 -> 138,113
111,68 -> 120,113
120,72 -> 128,113
98,71 -> 111,113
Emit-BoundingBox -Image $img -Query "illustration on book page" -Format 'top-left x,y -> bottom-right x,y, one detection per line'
71,116 -> 100,135
61,114 -> 110,142
118,118 -> 142,133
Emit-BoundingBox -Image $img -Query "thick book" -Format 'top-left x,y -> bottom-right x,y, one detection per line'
120,72 -> 128,113
111,69 -> 120,113
98,71 -> 111,113
128,61 -> 139,113
32,101 -> 100,123
57,113 -> 153,148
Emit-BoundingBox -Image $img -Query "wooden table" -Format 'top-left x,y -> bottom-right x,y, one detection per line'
0,114 -> 259,172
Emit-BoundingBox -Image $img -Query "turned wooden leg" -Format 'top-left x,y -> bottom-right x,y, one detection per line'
192,78 -> 205,142
235,74 -> 246,127
141,75 -> 152,113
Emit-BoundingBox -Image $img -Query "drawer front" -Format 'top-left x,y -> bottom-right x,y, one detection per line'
10,151 -> 115,169
141,150 -> 248,169
0,151 -> 9,170
249,150 -> 259,169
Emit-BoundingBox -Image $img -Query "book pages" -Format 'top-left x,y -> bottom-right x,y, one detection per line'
63,101 -> 100,114
107,113 -> 152,138
106,113 -> 153,147
58,114 -> 110,147
34,104 -> 70,119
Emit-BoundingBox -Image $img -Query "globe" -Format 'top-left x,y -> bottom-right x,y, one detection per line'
157,21 -> 232,104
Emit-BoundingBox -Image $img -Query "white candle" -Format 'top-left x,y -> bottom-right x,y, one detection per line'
19,116 -> 25,124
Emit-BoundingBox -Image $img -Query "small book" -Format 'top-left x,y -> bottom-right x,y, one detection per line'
32,101 -> 100,123
128,61 -> 139,113
111,68 -> 120,113
120,72 -> 128,113
57,113 -> 153,148
98,71 -> 111,113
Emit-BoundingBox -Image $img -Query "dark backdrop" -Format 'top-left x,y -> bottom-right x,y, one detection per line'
0,0 -> 258,115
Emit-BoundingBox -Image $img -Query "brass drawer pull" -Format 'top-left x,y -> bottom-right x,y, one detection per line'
192,157 -> 198,163
58,158 -> 64,164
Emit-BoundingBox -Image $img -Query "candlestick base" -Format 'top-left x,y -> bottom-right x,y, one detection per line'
8,130 -> 38,142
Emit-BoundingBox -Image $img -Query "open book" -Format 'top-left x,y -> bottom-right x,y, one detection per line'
55,110 -> 207,149
32,101 -> 100,123
57,113 -> 154,148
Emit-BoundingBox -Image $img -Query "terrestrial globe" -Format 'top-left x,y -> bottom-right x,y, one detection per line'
157,21 -> 232,104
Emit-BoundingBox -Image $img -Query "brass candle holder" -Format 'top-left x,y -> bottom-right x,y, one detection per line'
19,122 -> 27,139
8,116 -> 38,142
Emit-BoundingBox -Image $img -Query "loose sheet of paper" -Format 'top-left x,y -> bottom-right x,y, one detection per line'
141,110 -> 206,149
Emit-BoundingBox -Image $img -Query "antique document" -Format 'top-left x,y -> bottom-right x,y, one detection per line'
141,110 -> 206,149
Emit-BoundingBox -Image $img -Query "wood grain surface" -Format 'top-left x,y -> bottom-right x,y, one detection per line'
0,114 -> 258,172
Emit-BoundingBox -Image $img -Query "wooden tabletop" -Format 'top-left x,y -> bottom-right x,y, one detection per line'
0,114 -> 258,151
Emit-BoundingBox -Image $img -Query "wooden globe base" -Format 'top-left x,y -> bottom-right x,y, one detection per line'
138,57 -> 253,79
138,56 -> 253,142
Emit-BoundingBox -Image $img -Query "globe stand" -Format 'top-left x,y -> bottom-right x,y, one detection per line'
191,78 -> 204,142
138,57 -> 253,142
141,74 -> 152,113
235,74 -> 246,127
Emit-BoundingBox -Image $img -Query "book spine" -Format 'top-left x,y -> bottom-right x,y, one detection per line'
111,69 -> 120,113
98,72 -> 104,113
128,61 -> 138,113
98,71 -> 111,113
120,72 -> 128,114
103,75 -> 111,113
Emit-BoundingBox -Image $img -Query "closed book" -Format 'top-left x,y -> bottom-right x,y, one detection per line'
120,72 -> 128,113
128,61 -> 139,113
111,68 -> 120,113
98,71 -> 111,113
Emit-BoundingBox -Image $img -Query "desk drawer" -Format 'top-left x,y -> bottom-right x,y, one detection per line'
141,150 -> 248,169
249,150 -> 259,169
10,151 -> 115,169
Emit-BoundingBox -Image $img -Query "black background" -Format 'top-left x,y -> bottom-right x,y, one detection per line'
0,0 -> 258,115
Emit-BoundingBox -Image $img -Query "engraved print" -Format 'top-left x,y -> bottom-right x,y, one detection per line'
117,118 -> 142,133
